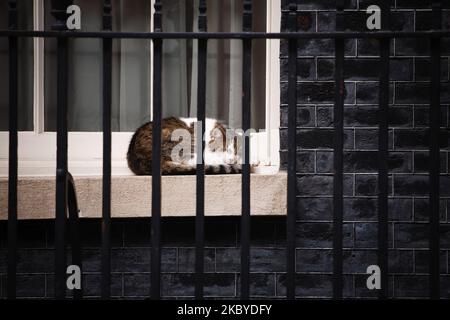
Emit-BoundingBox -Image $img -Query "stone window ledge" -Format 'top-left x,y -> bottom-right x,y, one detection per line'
0,173 -> 287,220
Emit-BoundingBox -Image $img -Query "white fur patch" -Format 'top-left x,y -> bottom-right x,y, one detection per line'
179,117 -> 240,166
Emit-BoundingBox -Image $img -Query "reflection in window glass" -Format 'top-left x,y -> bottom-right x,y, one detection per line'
0,0 -> 34,131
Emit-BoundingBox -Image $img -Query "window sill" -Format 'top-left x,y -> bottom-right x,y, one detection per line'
0,172 -> 287,220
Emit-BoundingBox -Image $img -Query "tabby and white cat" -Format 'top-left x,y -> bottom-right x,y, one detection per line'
127,117 -> 242,175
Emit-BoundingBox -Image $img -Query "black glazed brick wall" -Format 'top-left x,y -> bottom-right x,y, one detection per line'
279,0 -> 450,298
0,218 -> 287,299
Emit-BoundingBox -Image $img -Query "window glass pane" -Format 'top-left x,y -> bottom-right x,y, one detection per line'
44,0 -> 102,131
112,0 -> 152,131
250,0 -> 267,130
164,0 -> 266,130
162,0 -> 190,119
0,0 -> 34,131
44,0 -> 151,132
43,0 -> 265,132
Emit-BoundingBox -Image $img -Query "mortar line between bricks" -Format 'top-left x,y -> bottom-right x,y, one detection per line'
314,105 -> 318,127
234,273 -> 237,297
446,196 -> 449,222
352,173 -> 356,197
392,222 -> 396,249
281,80 -> 449,85
393,81 -> 398,105
121,272 -> 124,297
254,148 -> 444,152
391,275 -> 395,298
44,274 -> 47,298
13,272 -> 53,275
295,219 -> 419,224
213,248 -> 217,273
294,172 -> 432,176
446,152 -> 449,174
447,58 -> 450,80
391,173 -> 395,195
282,55 -> 450,59
352,223 -> 356,248
274,273 -> 278,297
121,223 -> 125,247
314,11 -> 318,33
295,195 -> 416,199
175,247 -> 179,273
446,251 -> 449,274
280,103 -> 449,107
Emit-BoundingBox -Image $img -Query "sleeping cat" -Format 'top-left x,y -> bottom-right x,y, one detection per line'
127,117 -> 242,175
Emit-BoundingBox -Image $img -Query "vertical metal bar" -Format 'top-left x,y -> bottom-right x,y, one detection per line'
7,0 -> 18,300
52,0 -> 71,299
54,33 -> 69,300
378,0 -> 390,300
101,0 -> 112,300
333,0 -> 344,299
286,1 -> 297,300
67,173 -> 83,299
151,0 -> 162,300
429,0 -> 441,300
54,37 -> 69,298
240,0 -> 252,300
195,0 -> 207,300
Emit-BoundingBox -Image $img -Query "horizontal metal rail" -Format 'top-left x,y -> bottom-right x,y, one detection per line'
0,30 -> 449,39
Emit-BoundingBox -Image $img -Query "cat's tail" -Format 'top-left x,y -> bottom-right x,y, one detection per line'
162,161 -> 241,175
205,164 -> 241,174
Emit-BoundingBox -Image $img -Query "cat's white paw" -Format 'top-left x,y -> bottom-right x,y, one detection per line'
251,160 -> 260,167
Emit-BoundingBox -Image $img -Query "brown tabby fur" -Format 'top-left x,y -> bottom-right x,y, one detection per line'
127,117 -> 241,175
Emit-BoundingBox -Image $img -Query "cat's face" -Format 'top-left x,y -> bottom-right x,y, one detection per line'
179,118 -> 240,165
205,119 -> 239,165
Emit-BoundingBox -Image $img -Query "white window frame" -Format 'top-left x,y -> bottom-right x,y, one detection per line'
0,0 -> 280,177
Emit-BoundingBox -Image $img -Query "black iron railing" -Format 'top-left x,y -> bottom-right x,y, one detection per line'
376,1 -> 389,300
151,0 -> 162,300
6,0 -> 18,300
2,0 -> 447,300
101,0 -> 112,300
195,0 -> 207,300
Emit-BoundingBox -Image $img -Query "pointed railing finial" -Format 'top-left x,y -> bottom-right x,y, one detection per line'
243,0 -> 252,32
336,0 -> 345,30
154,0 -> 162,32
198,0 -> 207,32
103,0 -> 112,31
380,0 -> 391,30
288,1 -> 297,32
51,0 -> 73,30
432,0 -> 442,30
8,0 -> 17,30
289,0 -> 296,12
